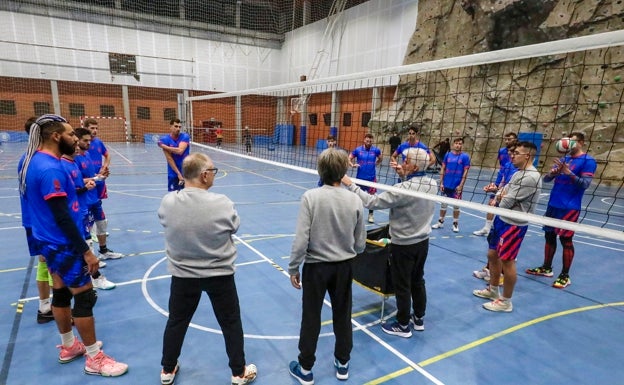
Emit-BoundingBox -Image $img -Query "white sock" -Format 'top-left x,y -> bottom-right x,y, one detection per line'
39,298 -> 51,313
61,331 -> 75,348
299,367 -> 311,375
484,219 -> 493,231
85,342 -> 101,358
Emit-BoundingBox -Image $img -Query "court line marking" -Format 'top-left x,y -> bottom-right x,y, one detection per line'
364,302 -> 624,384
107,145 -> 133,164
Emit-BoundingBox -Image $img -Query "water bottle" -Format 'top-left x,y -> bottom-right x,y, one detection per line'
377,238 -> 391,245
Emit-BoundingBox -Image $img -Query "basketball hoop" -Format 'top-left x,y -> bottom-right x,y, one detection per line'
290,96 -> 307,114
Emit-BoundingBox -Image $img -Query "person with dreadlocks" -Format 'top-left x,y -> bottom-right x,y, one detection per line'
18,114 -> 128,377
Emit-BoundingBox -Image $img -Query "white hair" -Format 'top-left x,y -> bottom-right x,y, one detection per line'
404,148 -> 429,171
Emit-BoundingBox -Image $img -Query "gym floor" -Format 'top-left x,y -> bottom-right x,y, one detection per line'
1,141 -> 623,385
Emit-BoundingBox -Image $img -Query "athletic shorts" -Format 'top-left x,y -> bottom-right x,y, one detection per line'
39,243 -> 90,288
487,216 -> 528,261
88,200 -> 106,222
358,177 -> 377,195
441,187 -> 462,200
24,227 -> 41,257
543,205 -> 579,238
168,176 -> 184,192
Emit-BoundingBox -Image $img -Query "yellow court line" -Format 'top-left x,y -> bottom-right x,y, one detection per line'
364,302 -> 624,384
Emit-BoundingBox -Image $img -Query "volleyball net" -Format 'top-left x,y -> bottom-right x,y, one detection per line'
188,32 -> 624,241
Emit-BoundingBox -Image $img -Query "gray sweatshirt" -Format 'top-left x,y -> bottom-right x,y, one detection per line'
347,175 -> 438,245
288,185 -> 367,275
158,187 -> 240,278
498,165 -> 542,225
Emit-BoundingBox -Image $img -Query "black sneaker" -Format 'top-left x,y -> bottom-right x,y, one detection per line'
410,315 -> 424,331
37,309 -> 54,324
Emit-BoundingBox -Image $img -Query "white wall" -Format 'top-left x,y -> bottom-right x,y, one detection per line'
0,0 -> 417,91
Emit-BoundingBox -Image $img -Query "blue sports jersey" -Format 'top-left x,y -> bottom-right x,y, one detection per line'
61,157 -> 88,218
548,153 -> 597,210
495,146 -> 511,185
351,145 -> 381,181
395,141 -> 431,161
160,132 -> 190,177
441,151 -> 471,189
24,151 -> 82,246
17,153 -> 30,228
74,151 -> 100,206
88,137 -> 108,199
501,161 -> 518,186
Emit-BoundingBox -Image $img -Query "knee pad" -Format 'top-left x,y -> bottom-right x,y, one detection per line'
51,287 -> 73,308
36,260 -> 50,282
72,289 -> 98,318
95,219 -> 107,236
440,203 -> 448,210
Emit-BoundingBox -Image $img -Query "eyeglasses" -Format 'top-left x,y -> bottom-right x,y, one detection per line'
202,168 -> 219,175
511,151 -> 530,156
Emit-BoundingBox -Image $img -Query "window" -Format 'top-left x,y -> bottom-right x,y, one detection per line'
163,108 -> 177,121
323,113 -> 331,126
34,102 -> 50,116
0,100 -> 17,115
308,113 -> 318,126
100,105 -> 116,117
109,53 -> 137,75
137,106 -> 151,120
343,112 -> 352,127
69,103 -> 85,117
361,112 -> 371,127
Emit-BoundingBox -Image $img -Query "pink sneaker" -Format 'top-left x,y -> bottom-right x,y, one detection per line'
84,351 -> 128,377
57,339 -> 103,364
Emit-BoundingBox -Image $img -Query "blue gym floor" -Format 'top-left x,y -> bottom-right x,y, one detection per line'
1,141 -> 623,385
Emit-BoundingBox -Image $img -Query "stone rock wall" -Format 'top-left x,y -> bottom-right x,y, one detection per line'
371,0 -> 624,184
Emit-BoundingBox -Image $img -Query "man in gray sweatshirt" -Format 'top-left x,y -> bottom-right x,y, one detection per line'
288,148 -> 366,384
472,141 -> 542,312
342,148 -> 437,338
158,152 -> 257,385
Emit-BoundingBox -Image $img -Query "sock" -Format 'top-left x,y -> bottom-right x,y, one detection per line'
484,219 -> 493,230
500,296 -> 510,302
85,342 -> 101,358
489,285 -> 499,294
39,298 -> 51,313
61,331 -> 75,348
300,367 -> 311,375
99,246 -> 109,254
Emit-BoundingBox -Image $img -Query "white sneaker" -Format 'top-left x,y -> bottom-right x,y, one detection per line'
473,267 -> 490,280
483,298 -> 513,312
473,227 -> 489,236
92,275 -> 116,290
431,221 -> 444,229
99,250 -> 124,260
473,285 -> 499,300
452,223 -> 459,232
231,364 -> 257,384
98,260 -> 107,268
368,213 -> 374,223
161,362 -> 179,385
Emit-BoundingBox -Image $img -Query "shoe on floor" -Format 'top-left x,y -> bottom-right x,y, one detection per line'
84,350 -> 128,377
99,250 -> 124,260
410,315 -> 424,331
367,213 -> 374,223
473,227 -> 489,236
525,266 -> 553,277
98,259 -> 107,268
92,275 -> 116,290
473,267 -> 490,280
231,364 -> 257,385
161,362 -> 179,385
37,309 -> 54,324
552,274 -> 571,289
473,286 -> 499,300
381,321 -> 412,338
334,358 -> 349,381
288,361 -> 313,385
431,220 -> 444,229
483,298 -> 513,312
452,223 -> 459,232
57,339 -> 103,364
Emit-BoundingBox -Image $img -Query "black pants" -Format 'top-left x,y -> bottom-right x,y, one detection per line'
389,240 -> 428,325
161,275 -> 246,376
298,260 -> 353,370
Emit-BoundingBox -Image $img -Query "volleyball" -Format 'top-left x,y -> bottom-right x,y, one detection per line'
555,137 -> 577,154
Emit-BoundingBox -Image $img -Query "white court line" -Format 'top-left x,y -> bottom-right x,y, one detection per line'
107,145 -> 133,164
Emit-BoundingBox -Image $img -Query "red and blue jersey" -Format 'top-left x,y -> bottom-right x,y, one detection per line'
61,157 -> 88,218
548,153 -> 596,210
351,145 -> 381,181
24,151 -> 82,246
441,151 -> 471,189
495,146 -> 511,185
160,133 -> 190,178
17,153 -> 31,228
74,151 -> 100,206
88,137 -> 108,199
395,141 -> 431,161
